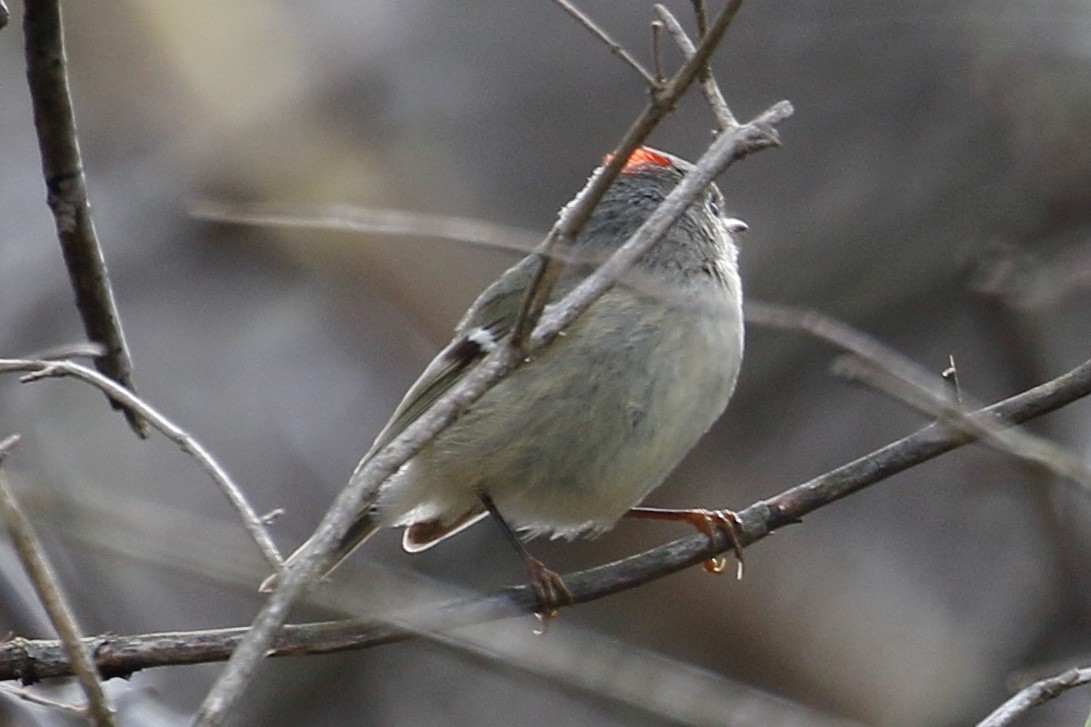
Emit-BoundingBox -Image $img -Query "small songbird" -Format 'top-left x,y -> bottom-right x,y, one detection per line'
263,147 -> 747,611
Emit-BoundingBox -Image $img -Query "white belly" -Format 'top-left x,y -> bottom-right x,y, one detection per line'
379,276 -> 743,539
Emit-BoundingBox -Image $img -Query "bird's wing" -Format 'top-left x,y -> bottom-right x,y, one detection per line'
363,255 -> 545,458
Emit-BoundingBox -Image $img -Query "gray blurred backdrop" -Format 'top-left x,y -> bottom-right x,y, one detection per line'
1,1 -> 1090,725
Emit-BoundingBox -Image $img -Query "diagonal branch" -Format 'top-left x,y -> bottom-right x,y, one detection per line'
654,4 -> 737,128
0,436 -> 117,726
975,666 -> 1091,727
0,358 -> 282,569
510,0 -> 748,351
5,357 -> 1090,692
22,0 -> 146,437
191,98 -> 792,727
549,0 -> 658,85
746,301 -> 1091,495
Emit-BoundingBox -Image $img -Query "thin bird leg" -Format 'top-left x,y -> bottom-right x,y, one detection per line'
626,506 -> 745,578
480,492 -> 573,621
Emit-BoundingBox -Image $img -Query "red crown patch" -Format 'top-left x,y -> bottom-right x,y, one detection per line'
602,147 -> 673,174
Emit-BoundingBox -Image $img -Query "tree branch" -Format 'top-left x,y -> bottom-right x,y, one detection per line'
22,0 -> 146,437
747,300 -> 1091,495
548,0 -> 658,86
0,358 -> 282,569
0,436 -> 117,726
975,666 -> 1091,727
5,357 -> 1090,687
510,0 -> 748,350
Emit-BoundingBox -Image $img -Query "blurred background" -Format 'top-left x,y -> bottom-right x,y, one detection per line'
2,1 -> 1091,725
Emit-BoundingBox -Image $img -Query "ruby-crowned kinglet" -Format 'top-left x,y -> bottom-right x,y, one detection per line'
263,147 -> 746,608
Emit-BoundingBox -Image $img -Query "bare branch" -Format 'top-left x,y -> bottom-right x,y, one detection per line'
835,355 -> 1091,496
8,490 -> 864,727
0,359 -> 282,569
511,0 -> 750,351
189,200 -> 542,255
654,4 -> 738,128
549,0 -> 658,86
975,666 -> 1091,727
6,357 -> 1090,703
746,301 -> 1091,496
0,436 -> 117,726
1,685 -> 86,716
22,0 -> 146,437
650,20 -> 665,84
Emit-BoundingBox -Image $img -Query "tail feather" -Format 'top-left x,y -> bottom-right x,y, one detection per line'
258,512 -> 381,592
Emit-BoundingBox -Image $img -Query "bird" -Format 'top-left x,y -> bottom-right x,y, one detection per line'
262,146 -> 747,614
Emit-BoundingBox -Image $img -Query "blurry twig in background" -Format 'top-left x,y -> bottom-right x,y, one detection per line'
190,201 -> 543,256
0,685 -> 87,717
835,355 -> 1091,496
549,0 -> 658,86
5,355 -> 1091,698
21,0 -> 147,437
0,435 -> 117,727
748,300 -> 1091,495
975,665 -> 1091,727
3,491 -> 864,727
0,358 -> 282,569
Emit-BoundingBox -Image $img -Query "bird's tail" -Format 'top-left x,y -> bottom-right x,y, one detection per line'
258,511 -> 382,592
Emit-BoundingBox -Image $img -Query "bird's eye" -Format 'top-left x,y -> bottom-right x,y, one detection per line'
707,197 -> 721,217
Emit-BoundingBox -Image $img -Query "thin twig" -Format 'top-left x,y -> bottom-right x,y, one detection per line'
510,0 -> 749,352
0,359 -> 282,568
22,0 -> 146,437
650,20 -> 665,84
1,685 -> 86,716
0,436 -> 117,727
975,666 -> 1091,727
835,355 -> 1091,496
746,300 -> 949,400
189,201 -> 543,256
191,99 -> 792,727
654,4 -> 738,128
745,301 -> 1091,496
549,0 -> 658,86
11,490 -> 864,727
942,354 -> 962,404
4,358 -> 1091,688
691,0 -> 709,35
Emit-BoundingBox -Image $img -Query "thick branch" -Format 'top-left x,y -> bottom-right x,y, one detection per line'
22,0 -> 145,437
5,357 -> 1090,684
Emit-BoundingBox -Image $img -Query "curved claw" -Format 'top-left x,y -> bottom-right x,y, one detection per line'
688,509 -> 745,579
626,506 -> 745,579
524,557 -> 573,630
